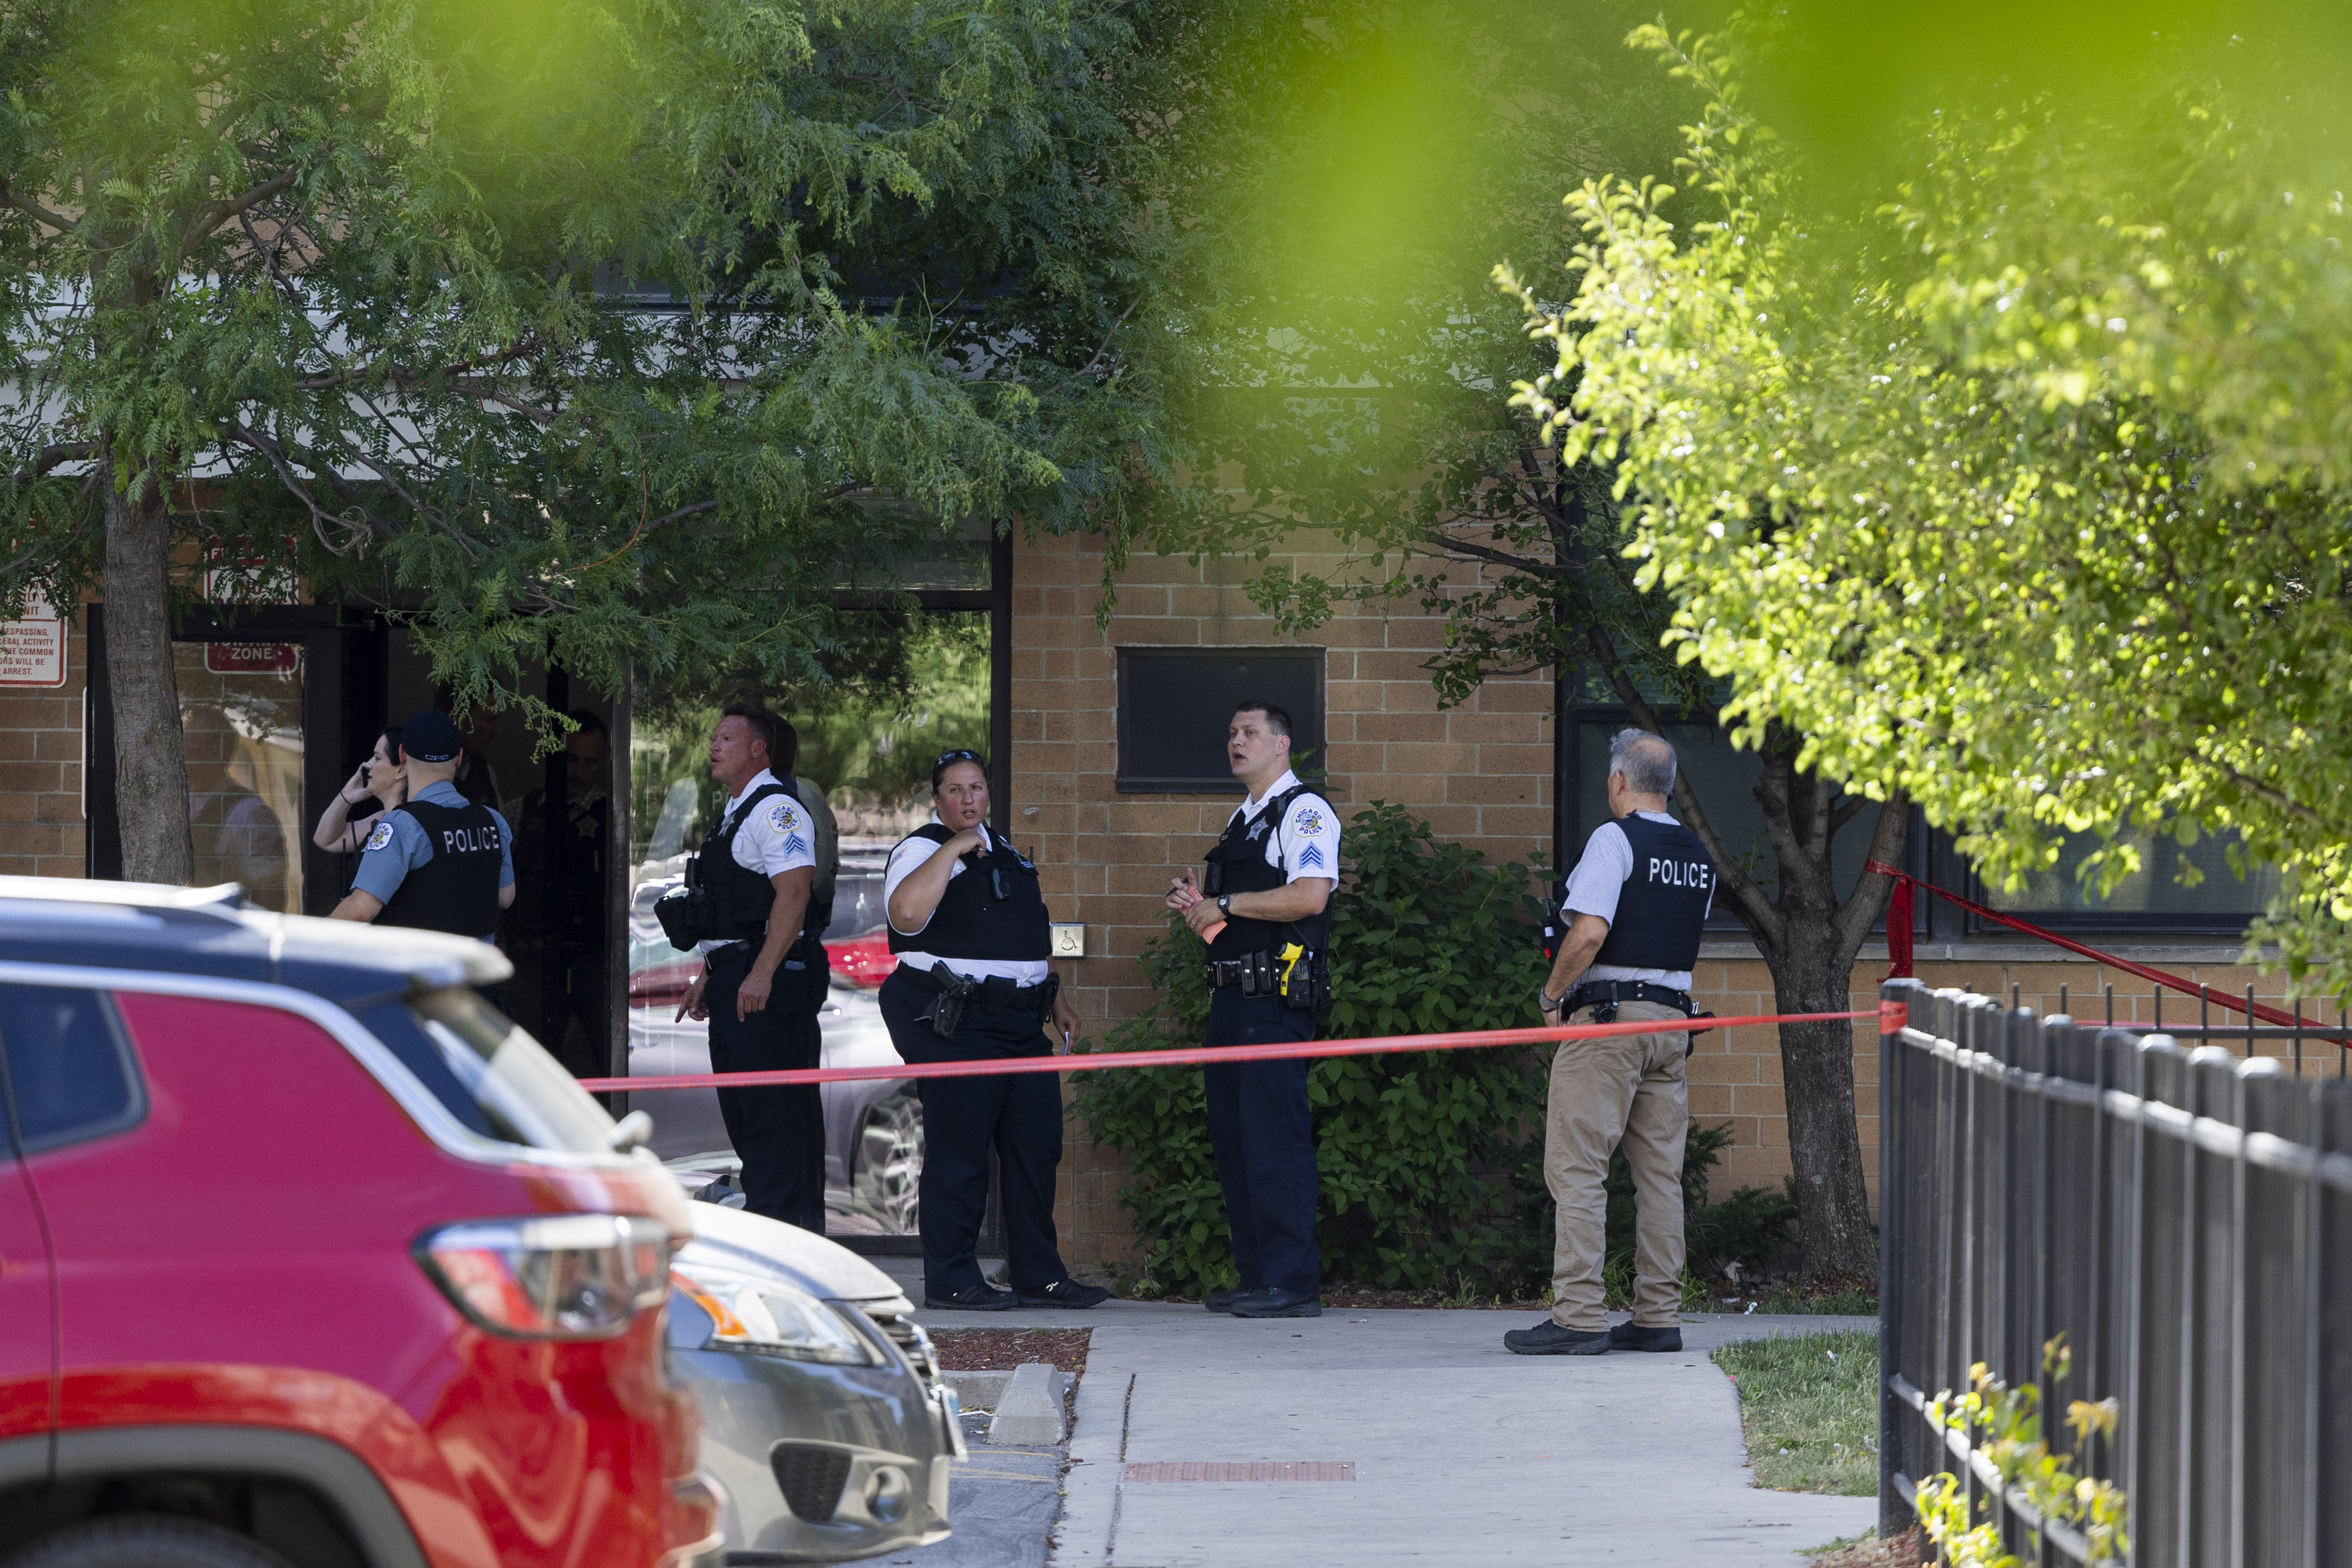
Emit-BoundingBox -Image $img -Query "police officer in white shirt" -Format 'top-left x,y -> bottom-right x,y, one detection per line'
675,703 -> 826,1233
1166,700 -> 1338,1320
1506,728 -> 1716,1356
878,748 -> 1101,1312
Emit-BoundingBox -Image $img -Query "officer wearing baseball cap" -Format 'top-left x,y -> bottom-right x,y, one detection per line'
330,708 -> 515,940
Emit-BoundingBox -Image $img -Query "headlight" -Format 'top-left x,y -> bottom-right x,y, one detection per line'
670,1261 -> 880,1365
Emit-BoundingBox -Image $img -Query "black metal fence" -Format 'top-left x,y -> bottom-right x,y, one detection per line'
1877,978 -> 2352,1567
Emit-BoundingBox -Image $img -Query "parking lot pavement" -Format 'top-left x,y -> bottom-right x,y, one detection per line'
1049,1310 -> 1880,1568
876,1410 -> 1065,1568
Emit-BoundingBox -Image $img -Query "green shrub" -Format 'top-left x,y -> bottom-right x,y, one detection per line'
1073,802 -> 1800,1299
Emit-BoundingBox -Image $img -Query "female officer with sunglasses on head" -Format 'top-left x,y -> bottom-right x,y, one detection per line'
879,748 -> 1104,1312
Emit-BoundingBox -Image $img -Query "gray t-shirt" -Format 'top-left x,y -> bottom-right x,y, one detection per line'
1562,811 -> 1708,991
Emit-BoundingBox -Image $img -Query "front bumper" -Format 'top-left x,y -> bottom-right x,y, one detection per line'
677,1335 -> 959,1563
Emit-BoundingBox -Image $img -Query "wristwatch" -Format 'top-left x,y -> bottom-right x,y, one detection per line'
1217,895 -> 1232,917
1539,989 -> 1563,1013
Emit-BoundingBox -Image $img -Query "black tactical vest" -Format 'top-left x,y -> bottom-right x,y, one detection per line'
378,798 -> 504,938
885,827 -> 1051,963
1587,814 -> 1716,971
700,782 -> 799,942
1203,785 -> 1334,962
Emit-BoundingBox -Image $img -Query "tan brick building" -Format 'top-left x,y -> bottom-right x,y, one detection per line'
4,530 -> 2324,1280
1001,527 -> 2325,1274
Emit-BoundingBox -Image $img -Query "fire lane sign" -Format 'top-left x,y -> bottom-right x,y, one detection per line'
0,594 -> 65,688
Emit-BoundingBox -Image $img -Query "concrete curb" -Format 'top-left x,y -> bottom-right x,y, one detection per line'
941,1367 -> 1074,1413
986,1361 -> 1068,1445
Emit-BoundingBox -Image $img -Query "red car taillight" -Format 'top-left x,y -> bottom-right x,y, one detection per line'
414,1214 -> 671,1339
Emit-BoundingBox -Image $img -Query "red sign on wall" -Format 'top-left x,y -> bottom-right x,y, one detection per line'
204,642 -> 298,675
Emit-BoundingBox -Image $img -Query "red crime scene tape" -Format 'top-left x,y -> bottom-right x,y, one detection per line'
579,1009 -> 1877,1093
1866,859 -> 2316,1030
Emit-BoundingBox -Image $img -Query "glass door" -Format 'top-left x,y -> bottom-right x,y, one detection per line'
175,640 -> 306,913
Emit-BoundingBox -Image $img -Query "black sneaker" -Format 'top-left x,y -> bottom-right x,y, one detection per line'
1610,1320 -> 1683,1353
924,1282 -> 1018,1312
1228,1287 -> 1322,1319
1204,1287 -> 1248,1313
1017,1278 -> 1111,1309
1503,1319 -> 1611,1355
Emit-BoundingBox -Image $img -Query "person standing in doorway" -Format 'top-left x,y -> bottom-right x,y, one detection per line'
1165,701 -> 1337,1320
877,748 -> 1099,1312
328,709 -> 513,940
1505,727 -> 1714,1356
674,703 -> 828,1233
506,711 -> 613,1078
453,701 -> 503,810
312,725 -> 406,893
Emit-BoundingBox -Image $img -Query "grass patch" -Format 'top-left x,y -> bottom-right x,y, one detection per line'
1713,1328 -> 1879,1496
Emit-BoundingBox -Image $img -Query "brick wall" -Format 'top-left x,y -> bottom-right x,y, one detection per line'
1012,528 -> 2333,1278
0,605 -> 86,878
1010,527 -> 1557,1271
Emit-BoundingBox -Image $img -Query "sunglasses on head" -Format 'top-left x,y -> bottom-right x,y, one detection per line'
934,748 -> 982,770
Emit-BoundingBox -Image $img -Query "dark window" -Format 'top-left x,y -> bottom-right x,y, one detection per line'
0,985 -> 144,1156
1970,827 -> 2280,931
1117,648 -> 1324,793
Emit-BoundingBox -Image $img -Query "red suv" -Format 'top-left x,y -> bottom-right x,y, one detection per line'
0,880 -> 721,1568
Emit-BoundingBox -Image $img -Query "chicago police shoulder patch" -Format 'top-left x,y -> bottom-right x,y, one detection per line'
362,820 -> 396,854
767,800 -> 800,834
1293,805 -> 1327,836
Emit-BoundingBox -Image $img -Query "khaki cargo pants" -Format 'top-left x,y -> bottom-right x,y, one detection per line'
1545,999 -> 1689,1331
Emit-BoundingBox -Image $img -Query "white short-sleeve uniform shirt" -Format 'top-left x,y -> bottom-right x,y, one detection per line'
1226,769 -> 1340,882
697,769 -> 816,955
883,820 -> 1049,985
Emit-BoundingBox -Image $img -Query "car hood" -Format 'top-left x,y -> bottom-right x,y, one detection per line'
683,1199 -> 907,1304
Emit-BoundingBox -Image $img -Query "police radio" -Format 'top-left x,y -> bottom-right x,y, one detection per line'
1540,877 -> 1566,961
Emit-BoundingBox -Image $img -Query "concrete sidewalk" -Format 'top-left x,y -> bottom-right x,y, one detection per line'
894,1264 -> 1875,1568
1054,1309 -> 1874,1568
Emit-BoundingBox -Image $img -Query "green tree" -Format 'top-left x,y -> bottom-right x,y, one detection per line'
1501,17 -> 2352,1001
1125,0 -> 1892,1278
0,0 -> 1160,883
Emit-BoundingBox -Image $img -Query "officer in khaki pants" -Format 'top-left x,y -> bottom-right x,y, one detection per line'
1506,729 -> 1716,1356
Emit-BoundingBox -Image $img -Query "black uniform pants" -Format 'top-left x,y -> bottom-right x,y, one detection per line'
1203,988 -> 1320,1296
707,938 -> 826,1234
878,969 -> 1070,1299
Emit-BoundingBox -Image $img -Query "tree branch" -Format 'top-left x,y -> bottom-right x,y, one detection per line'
0,183 -> 73,234
180,167 -> 299,257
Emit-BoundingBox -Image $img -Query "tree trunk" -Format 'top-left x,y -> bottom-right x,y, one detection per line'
1770,939 -> 1880,1280
103,462 -> 194,885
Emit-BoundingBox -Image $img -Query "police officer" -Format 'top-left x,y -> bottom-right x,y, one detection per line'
1505,728 -> 1715,1356
1166,700 -> 1337,1320
674,703 -> 827,1234
505,710 -> 612,1078
877,748 -> 1102,1312
329,709 -> 514,939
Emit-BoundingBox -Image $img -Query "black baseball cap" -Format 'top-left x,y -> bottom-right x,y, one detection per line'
401,708 -> 463,764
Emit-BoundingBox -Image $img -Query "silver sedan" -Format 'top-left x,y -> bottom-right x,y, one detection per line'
670,1199 -> 963,1561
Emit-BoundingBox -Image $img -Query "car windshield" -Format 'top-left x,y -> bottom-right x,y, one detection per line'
356,987 -> 618,1155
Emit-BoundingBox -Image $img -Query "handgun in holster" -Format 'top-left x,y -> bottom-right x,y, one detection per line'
1276,943 -> 1331,1012
926,963 -> 977,1038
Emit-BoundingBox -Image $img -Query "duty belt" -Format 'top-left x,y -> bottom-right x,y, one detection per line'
1565,980 -> 1695,1021
898,962 -> 1058,1038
